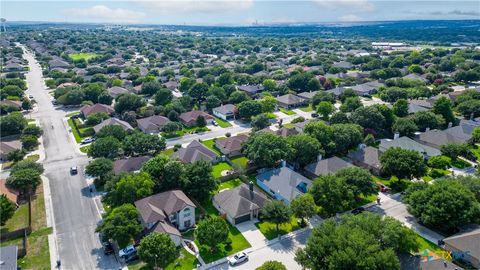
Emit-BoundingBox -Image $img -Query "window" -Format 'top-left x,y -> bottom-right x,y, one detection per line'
184,212 -> 191,218
184,220 -> 191,228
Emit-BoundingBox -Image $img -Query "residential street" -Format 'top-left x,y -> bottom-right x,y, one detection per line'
20,45 -> 120,270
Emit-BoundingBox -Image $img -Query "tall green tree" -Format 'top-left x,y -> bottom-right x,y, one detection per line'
392,99 -> 409,117
380,147 -> 425,179
286,134 -> 323,167
183,160 -> 217,201
260,200 -> 291,235
195,216 -> 229,252
309,175 -> 355,217
0,195 -> 16,226
96,204 -> 143,248
256,261 -> 287,270
290,194 -> 316,224
243,133 -> 292,168
105,172 -> 155,207
335,167 -> 377,199
85,158 -> 113,186
137,233 -> 178,268
88,136 -> 122,159
432,96 -> 455,125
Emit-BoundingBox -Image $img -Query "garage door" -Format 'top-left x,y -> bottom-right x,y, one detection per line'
234,213 -> 251,224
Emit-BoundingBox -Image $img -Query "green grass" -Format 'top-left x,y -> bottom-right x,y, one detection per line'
352,194 -> 377,208
65,111 -> 80,117
299,105 -> 314,112
201,138 -> 223,155
472,145 -> 480,160
195,199 -> 251,263
282,123 -> 294,128
67,119 -> 81,143
25,154 -> 40,162
68,52 -> 99,62
212,162 -> 233,178
255,216 -> 301,240
451,159 -> 471,169
230,156 -> 249,169
127,247 -> 199,270
1,187 -> 47,233
79,146 -> 90,153
265,113 -> 277,119
216,178 -> 243,193
372,175 -> 411,193
279,108 -> 296,115
214,117 -> 232,128
162,147 -> 175,156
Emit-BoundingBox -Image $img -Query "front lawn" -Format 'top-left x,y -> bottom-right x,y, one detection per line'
67,119 -> 81,143
212,162 -> 233,178
216,178 -> 243,193
161,147 -> 175,156
279,108 -> 296,115
255,216 -> 301,240
196,200 -> 251,263
451,159 -> 471,169
299,105 -> 314,112
201,138 -> 223,155
214,117 -> 232,128
352,194 -> 377,208
471,145 -> 480,160
127,247 -> 199,270
79,146 -> 90,153
230,156 -> 249,169
68,52 -> 99,62
372,175 -> 411,193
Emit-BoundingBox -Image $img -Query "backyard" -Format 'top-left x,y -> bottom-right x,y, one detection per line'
200,138 -> 223,155
214,117 -> 232,128
230,156 -> 249,170
68,52 -> 99,62
212,162 -> 233,178
215,178 -> 243,193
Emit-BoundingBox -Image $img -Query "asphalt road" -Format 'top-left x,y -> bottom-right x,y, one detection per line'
21,45 -> 120,270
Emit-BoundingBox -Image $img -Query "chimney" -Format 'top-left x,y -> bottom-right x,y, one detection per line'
393,132 -> 400,140
281,160 -> 287,167
249,181 -> 254,199
317,154 -> 323,161
448,122 -> 453,128
425,127 -> 430,132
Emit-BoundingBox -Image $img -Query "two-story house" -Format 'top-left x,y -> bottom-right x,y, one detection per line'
134,190 -> 196,246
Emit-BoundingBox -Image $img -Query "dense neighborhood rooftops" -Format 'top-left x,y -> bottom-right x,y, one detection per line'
171,140 -> 218,163
379,136 -> 441,157
213,104 -> 237,115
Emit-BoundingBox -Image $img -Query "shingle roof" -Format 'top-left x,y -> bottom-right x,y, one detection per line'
213,104 -> 236,115
136,115 -> 170,133
213,184 -> 269,218
171,140 -> 218,163
347,146 -> 381,169
257,166 -> 312,202
113,156 -> 151,174
276,94 -> 305,105
178,110 -> 213,124
80,103 -> 114,117
443,226 -> 480,262
379,137 -> 441,157
304,156 -> 353,177
93,118 -> 134,133
215,134 -> 249,153
135,190 -> 196,224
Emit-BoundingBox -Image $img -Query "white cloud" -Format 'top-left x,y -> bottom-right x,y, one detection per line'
67,5 -> 146,23
135,0 -> 253,14
314,0 -> 375,12
339,14 -> 362,22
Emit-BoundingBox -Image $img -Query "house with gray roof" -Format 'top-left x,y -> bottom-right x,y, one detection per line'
213,104 -> 236,121
136,115 -> 170,134
297,91 -> 319,101
113,156 -> 151,174
350,80 -> 384,96
93,118 -> 134,133
379,136 -> 441,159
0,138 -> 22,161
304,156 -> 354,179
48,59 -> 70,69
408,103 -> 429,114
415,121 -> 479,149
135,190 -> 196,246
213,183 -> 269,224
171,140 -> 218,164
178,110 -> 214,127
443,226 -> 480,269
237,84 -> 264,97
107,86 -> 129,98
348,145 -> 382,175
80,103 -> 114,117
215,134 -> 249,157
256,164 -> 312,204
276,94 -> 307,109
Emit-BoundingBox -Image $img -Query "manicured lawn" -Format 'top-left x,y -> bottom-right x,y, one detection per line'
67,119 -> 81,143
201,138 -> 223,155
299,105 -> 314,112
68,52 -> 99,62
265,113 -> 276,119
282,123 -> 294,128
79,146 -> 90,153
230,156 -> 249,169
279,108 -> 295,115
212,162 -> 233,178
214,117 -> 232,128
372,175 -> 411,193
127,248 -> 199,270
471,145 -> 480,160
255,216 -> 301,240
161,147 -> 175,156
65,111 -> 80,117
216,178 -> 243,193
352,194 -> 377,208
451,159 -> 471,169
25,154 -> 40,162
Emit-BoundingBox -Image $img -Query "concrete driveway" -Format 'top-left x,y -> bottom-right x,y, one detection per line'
235,220 -> 267,248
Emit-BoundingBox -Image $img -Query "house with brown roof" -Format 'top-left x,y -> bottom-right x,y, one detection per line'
276,94 -> 307,109
135,190 -> 196,246
136,115 -> 171,134
113,156 -> 151,174
171,140 -> 218,164
0,179 -> 20,205
213,182 -> 269,224
0,138 -> 22,161
215,134 -> 249,157
178,110 -> 214,127
80,103 -> 114,117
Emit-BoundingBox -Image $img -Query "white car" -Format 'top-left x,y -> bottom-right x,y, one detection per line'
80,137 -> 95,145
118,245 -> 136,258
228,252 -> 248,266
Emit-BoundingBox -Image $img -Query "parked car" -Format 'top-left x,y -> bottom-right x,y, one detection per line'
119,245 -> 136,258
80,137 -> 95,145
228,252 -> 248,266
379,184 -> 389,193
311,113 -> 319,118
102,241 -> 114,255
28,94 -> 34,99
212,120 -> 218,126
351,207 -> 365,215
70,166 -> 78,175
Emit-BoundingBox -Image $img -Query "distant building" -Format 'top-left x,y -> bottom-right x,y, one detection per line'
276,94 -> 307,109
136,115 -> 170,134
178,110 -> 214,127
80,103 -> 114,117
113,156 -> 151,174
93,118 -> 134,133
171,140 -> 218,164
304,156 -> 353,179
213,104 -> 236,121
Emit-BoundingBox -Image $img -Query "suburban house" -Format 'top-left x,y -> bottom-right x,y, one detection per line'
349,80 -> 384,96
93,118 -> 134,133
276,94 -> 307,109
113,156 -> 151,174
398,251 -> 464,270
325,87 -> 346,98
296,91 -> 319,102
4,62 -> 24,72
256,163 -> 312,204
0,179 -> 20,205
48,59 -> 70,69
213,182 -> 269,224
107,86 -> 129,98
379,136 -> 441,159
80,103 -> 114,117
0,138 -> 22,161
135,190 -> 196,246
136,115 -> 171,134
171,140 -> 218,164
178,110 -> 214,127
212,104 -> 236,121
347,145 -> 382,175
0,245 -> 18,270
403,73 -> 429,83
237,84 -> 264,97
409,98 -> 437,109
215,134 -> 249,157
443,226 -> 480,269
304,156 -> 354,179
407,103 -> 429,114
276,127 -> 299,137
163,81 -> 179,91
0,100 -> 22,110
415,121 -> 479,149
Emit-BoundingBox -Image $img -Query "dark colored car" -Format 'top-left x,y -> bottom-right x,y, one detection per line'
102,241 -> 114,255
311,113 -> 319,118
70,166 -> 78,175
351,207 -> 365,215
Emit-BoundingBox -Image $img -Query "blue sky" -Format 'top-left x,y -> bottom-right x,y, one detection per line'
2,0 -> 479,25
